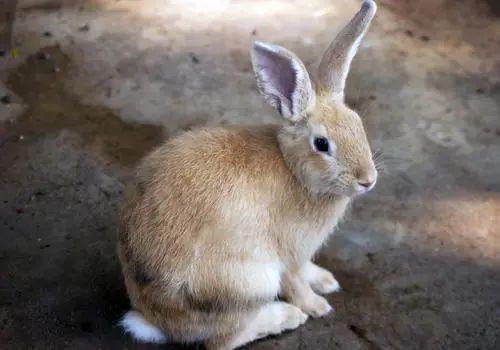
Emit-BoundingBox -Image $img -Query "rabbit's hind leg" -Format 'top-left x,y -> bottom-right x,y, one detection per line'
205,301 -> 307,350
281,269 -> 333,318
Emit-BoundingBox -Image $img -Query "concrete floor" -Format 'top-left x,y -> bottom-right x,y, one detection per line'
1,0 -> 499,349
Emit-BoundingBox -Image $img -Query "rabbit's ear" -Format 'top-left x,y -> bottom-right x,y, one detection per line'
252,41 -> 314,122
317,0 -> 377,101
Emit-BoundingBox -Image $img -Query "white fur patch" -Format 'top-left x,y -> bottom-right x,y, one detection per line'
241,260 -> 283,299
119,310 -> 167,344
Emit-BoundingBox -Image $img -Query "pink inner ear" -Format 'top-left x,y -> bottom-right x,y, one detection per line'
254,45 -> 297,115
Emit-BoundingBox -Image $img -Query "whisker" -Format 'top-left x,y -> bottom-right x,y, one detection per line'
378,155 -> 406,166
373,153 -> 383,163
375,161 -> 387,174
370,149 -> 388,174
359,105 -> 369,119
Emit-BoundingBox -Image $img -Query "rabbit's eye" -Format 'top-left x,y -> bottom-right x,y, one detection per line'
314,137 -> 329,153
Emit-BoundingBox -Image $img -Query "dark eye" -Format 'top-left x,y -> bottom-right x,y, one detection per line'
314,137 -> 329,153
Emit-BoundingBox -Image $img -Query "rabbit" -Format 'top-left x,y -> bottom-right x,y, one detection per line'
117,1 -> 378,349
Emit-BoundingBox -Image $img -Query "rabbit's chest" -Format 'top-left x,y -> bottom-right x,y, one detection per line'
286,197 -> 350,261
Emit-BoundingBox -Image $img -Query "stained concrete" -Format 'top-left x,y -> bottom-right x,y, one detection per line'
0,0 -> 499,349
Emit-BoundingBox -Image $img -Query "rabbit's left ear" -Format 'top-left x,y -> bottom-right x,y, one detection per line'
251,41 -> 315,122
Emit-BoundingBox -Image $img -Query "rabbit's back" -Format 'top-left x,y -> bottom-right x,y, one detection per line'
119,125 -> 297,312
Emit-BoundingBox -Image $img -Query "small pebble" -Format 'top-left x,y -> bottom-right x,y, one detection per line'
43,31 -> 52,37
79,24 -> 90,32
420,35 -> 430,42
53,66 -> 61,73
38,52 -> 50,60
1,95 -> 11,104
190,54 -> 200,64
19,135 -> 24,140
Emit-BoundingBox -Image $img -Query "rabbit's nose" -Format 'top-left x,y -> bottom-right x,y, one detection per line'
356,168 -> 377,191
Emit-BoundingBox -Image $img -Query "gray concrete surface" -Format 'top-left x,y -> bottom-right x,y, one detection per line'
1,0 -> 499,349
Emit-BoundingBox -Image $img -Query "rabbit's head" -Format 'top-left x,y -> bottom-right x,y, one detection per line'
252,0 -> 378,197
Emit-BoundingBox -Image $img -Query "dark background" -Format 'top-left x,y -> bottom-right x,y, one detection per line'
1,1 -> 499,349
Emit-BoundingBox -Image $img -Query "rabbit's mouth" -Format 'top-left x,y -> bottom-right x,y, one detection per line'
326,176 -> 377,198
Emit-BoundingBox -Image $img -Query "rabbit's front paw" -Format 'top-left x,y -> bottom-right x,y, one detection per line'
302,262 -> 341,295
294,293 -> 333,318
310,271 -> 341,295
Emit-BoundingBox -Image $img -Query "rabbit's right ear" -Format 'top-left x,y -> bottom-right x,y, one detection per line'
251,41 -> 315,122
317,0 -> 377,101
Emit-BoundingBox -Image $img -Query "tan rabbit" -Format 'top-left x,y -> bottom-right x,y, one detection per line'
117,1 -> 378,349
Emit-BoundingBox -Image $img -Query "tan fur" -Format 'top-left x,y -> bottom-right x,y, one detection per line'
279,96 -> 376,197
118,2 -> 378,349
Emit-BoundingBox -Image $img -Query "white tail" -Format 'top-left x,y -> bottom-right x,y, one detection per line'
119,310 -> 167,344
